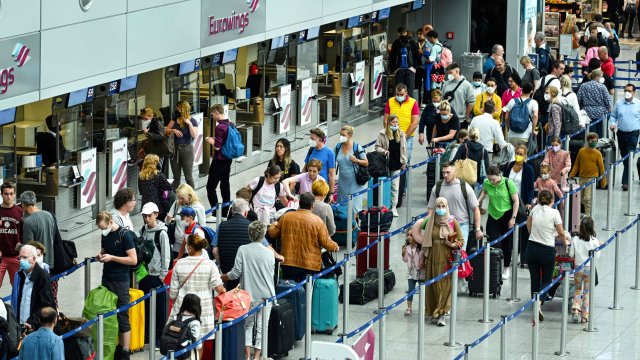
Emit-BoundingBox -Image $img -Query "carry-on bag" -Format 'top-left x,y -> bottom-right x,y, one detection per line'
275,262 -> 306,342
268,299 -> 296,358
467,244 -> 503,297
563,177 -> 581,234
356,231 -> 390,278
311,277 -> 339,334
128,288 -> 146,352
363,268 -> 396,294
340,275 -> 378,305
222,318 -> 245,360
368,177 -> 392,209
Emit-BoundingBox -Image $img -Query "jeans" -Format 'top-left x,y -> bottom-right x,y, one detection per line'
622,8 -> 637,36
526,241 -> 555,300
459,222 -> 470,251
617,130 -> 639,185
170,144 -> 195,188
407,279 -> 419,302
395,69 -> 415,98
406,136 -> 414,165
206,158 -> 232,216
138,275 -> 167,344
245,301 -> 272,349
397,137 -> 414,207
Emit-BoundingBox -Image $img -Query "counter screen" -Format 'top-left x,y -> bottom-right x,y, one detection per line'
347,16 -> 360,29
0,108 -> 16,126
67,88 -> 89,108
119,75 -> 138,92
222,48 -> 238,64
412,0 -> 424,10
307,26 -> 320,40
270,36 -> 285,50
178,59 -> 201,76
211,52 -> 223,66
378,8 -> 390,20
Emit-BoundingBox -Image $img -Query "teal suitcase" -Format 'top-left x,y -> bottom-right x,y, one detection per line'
311,278 -> 339,334
367,177 -> 392,208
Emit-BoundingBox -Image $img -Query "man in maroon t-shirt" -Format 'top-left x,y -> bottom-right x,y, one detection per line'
0,182 -> 22,288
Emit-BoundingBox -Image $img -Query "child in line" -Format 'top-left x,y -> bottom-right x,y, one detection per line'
173,293 -> 203,360
569,217 -> 600,323
534,164 -> 564,214
569,132 -> 606,216
403,232 -> 425,316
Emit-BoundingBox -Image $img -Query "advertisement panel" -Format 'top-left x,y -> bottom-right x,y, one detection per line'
78,148 -> 97,209
278,85 -> 292,134
192,113 -> 205,166
351,326 -> 375,360
299,78 -> 313,126
354,61 -> 365,106
371,55 -> 384,100
0,33 -> 40,104
109,138 -> 128,197
201,0 -> 267,48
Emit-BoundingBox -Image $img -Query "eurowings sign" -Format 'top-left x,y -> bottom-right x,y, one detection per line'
0,33 -> 40,101
202,0 -> 266,47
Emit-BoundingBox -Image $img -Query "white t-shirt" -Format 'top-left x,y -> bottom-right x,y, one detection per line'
505,97 -> 539,139
249,177 -> 286,209
509,168 -> 523,194
540,75 -> 561,92
469,113 -> 507,153
569,236 -> 600,268
528,205 -> 562,247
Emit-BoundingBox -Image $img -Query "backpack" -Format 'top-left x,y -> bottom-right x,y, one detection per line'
139,226 -> 163,265
557,99 -> 580,136
193,224 -> 218,249
250,176 -> 281,207
509,98 -> 532,133
366,151 -> 389,178
607,35 -> 621,59
118,228 -> 144,269
159,315 -> 197,359
396,39 -> 413,69
220,122 -> 245,159
435,179 -> 470,220
0,303 -> 20,357
533,76 -> 555,116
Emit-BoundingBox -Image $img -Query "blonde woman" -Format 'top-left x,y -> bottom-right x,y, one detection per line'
166,101 -> 198,188
166,184 -> 207,261
375,114 -> 407,216
140,107 -> 171,168
138,154 -> 173,220
562,14 -> 580,59
431,100 -> 460,145
335,125 -> 369,213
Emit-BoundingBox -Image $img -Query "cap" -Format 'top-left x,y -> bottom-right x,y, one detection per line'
179,206 -> 196,217
141,202 -> 159,215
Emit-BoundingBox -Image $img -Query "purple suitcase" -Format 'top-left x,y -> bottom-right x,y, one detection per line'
562,178 -> 581,234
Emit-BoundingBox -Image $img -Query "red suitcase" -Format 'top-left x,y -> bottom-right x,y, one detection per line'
562,178 -> 581,234
356,231 -> 390,277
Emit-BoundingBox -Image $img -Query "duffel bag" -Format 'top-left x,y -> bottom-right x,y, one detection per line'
364,268 -> 396,294
339,277 -> 378,305
358,207 -> 393,232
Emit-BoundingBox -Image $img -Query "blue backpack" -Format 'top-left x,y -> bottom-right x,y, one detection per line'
194,224 -> 218,248
509,98 -> 532,133
220,122 -> 245,159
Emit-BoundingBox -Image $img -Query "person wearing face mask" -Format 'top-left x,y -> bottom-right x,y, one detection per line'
577,70 -> 612,138
166,101 -> 198,189
610,84 -> 640,191
472,77 -> 502,121
304,128 -> 336,199
166,184 -> 207,262
440,63 -> 475,126
471,71 -> 487,97
542,136 -> 572,188
419,90 -> 443,145
138,154 -> 174,221
375,114 -> 408,216
25,241 -> 50,274
469,100 -> 508,160
11,245 -> 54,332
95,211 -> 137,359
431,100 -> 460,145
0,182 -> 22,289
175,206 -> 207,260
520,56 -> 541,91
478,166 -> 521,279
545,86 -> 563,139
140,107 -> 171,173
570,132 -> 607,216
486,57 -> 514,98
534,164 -> 564,213
334,125 -> 369,213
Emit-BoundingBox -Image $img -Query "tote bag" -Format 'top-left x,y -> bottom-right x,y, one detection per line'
454,144 -> 477,185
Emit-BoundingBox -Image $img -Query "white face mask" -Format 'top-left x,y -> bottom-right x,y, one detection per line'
486,87 -> 495,94
308,139 -> 317,148
541,174 -> 550,180
625,91 -> 634,100
140,120 -> 151,130
447,74 -> 455,82
339,135 -> 348,143
598,77 -> 605,84
543,94 -> 551,101
432,102 -> 441,108
101,228 -> 111,236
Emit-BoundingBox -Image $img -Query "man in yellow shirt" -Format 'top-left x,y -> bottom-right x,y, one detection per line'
472,77 -> 502,121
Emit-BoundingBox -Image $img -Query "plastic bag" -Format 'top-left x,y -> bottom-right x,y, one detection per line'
82,286 -> 119,360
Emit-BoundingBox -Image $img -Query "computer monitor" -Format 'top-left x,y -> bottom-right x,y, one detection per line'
222,48 -> 238,64
307,26 -> 320,40
412,0 -> 424,10
67,88 -> 89,108
270,36 -> 285,50
119,75 -> 138,93
347,16 -> 360,29
0,108 -> 16,126
178,60 -> 198,76
378,8 -> 390,20
211,52 -> 224,66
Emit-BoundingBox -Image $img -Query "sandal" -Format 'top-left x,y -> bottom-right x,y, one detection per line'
404,308 -> 412,316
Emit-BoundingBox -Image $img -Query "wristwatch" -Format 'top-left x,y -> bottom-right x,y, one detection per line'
475,227 -> 481,232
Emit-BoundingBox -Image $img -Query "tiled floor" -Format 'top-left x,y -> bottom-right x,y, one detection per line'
5,41 -> 640,360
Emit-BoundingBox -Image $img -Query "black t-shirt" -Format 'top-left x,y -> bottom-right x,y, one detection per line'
101,228 -> 136,282
388,138 -> 402,171
268,159 -> 300,180
434,113 -> 460,139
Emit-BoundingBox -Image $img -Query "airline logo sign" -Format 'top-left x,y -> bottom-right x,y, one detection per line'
202,0 -> 266,47
0,33 -> 40,102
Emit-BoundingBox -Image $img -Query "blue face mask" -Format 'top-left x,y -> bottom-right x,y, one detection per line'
396,95 -> 406,103
390,125 -> 399,131
435,208 -> 447,216
473,81 -> 482,87
441,114 -> 450,120
19,259 -> 30,271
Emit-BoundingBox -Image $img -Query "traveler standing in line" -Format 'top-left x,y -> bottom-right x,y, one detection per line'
410,197 -> 463,326
621,0 -> 637,39
486,57 -> 514,98
12,244 -> 55,331
471,72 -> 488,97
166,184 -> 207,262
140,107 -> 171,174
335,125 -> 369,214
545,86 -> 563,139
452,127 -> 491,188
569,132 -> 607,216
175,206 -> 207,261
472,77 -> 502,121
469,100 -> 508,160
559,76 -> 581,119
168,294 -> 203,359
0,182 -> 22,289
542,136 -> 572,188
533,32 -> 552,75
375,114 -> 408,217
267,138 -> 300,194
20,191 -> 56,270
169,234 -> 226,358
282,159 -> 325,197
304,128 -> 336,198
504,82 -> 539,148
18,307 -> 63,360
577,70 -> 611,138
520,56 -> 541,90
418,89 -> 443,144
526,190 -> 567,321
248,166 -> 288,224
500,73 -> 522,113
441,63 -> 475,127
215,199 -> 252,291
562,14 -> 581,59
167,100 -> 198,189
477,166 -> 520,279
222,221 -> 276,360
138,154 -> 174,221
388,26 -> 419,96
110,187 -> 137,231
609,83 -> 640,191
35,115 -> 67,168
311,180 -> 336,236
402,232 -> 425,316
206,104 -> 233,219
95,211 -> 137,360
431,101 -> 460,145
482,44 -> 504,74
569,217 -> 600,323
138,202 -> 170,346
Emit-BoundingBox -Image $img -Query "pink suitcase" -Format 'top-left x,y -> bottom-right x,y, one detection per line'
562,178 -> 581,234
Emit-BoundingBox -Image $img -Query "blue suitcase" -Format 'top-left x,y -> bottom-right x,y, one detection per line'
311,278 -> 339,335
222,319 -> 245,360
276,280 -> 306,341
368,177 -> 392,208
331,204 -> 358,247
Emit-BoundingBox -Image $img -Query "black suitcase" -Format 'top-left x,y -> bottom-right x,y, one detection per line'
222,319 -> 245,360
268,300 -> 296,358
467,245 -> 504,298
63,335 -> 94,360
426,161 -> 437,204
596,137 -> 616,187
340,275 -> 378,305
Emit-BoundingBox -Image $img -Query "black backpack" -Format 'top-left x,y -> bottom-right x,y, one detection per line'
533,76 -> 555,116
118,228 -> 144,269
366,151 -> 389,178
160,315 -> 197,359
0,303 -> 21,357
139,227 -> 163,266
250,176 -> 281,207
556,100 -> 580,136
396,38 -> 413,69
607,35 -> 620,59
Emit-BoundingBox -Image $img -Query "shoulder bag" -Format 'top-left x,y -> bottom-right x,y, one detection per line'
351,144 -> 370,185
214,286 -> 251,321
454,144 -> 478,185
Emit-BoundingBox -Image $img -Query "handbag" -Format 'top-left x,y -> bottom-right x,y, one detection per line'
214,287 -> 251,321
352,144 -> 370,185
167,203 -> 178,245
454,144 -> 477,185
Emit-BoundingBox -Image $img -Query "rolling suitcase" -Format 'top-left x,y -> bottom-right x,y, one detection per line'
222,319 -> 245,360
426,161 -> 437,204
596,137 -> 616,187
563,178 -> 581,234
311,278 -> 339,334
128,288 -> 146,353
363,268 -> 396,294
467,244 -> 503,297
368,177 -> 392,208
356,231 -> 390,277
276,277 -> 306,342
268,299 -> 296,358
331,204 -> 358,247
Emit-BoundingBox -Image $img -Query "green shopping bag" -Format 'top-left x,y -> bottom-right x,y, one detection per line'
82,285 -> 119,360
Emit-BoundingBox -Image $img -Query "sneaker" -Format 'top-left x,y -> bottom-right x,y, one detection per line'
392,208 -> 399,217
437,316 -> 446,326
404,308 -> 412,316
206,215 -> 217,223
502,267 -> 511,280
571,312 -> 580,323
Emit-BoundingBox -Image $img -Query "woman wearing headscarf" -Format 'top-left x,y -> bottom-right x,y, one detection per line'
410,197 -> 463,327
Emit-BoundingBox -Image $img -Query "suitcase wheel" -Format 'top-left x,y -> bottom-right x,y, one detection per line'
325,329 -> 334,335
